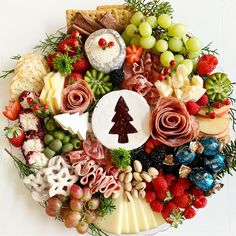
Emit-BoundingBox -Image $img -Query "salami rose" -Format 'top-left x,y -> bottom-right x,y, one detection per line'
61,79 -> 95,114
150,97 -> 199,147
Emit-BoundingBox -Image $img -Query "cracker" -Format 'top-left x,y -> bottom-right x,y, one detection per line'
96,5 -> 127,10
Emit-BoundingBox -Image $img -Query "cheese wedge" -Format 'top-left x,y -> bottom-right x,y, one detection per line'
121,200 -> 129,233
126,200 -> 139,233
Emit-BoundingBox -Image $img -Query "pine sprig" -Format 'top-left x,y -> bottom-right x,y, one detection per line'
95,193 -> 116,217
124,0 -> 173,17
34,28 -> 66,55
4,149 -> 39,178
89,223 -> 108,236
202,42 -> 219,55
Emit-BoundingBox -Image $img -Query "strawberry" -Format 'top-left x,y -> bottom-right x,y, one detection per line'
165,174 -> 177,187
196,94 -> 209,107
3,100 -> 21,121
197,54 -> 218,76
47,53 -> 57,69
192,196 -> 207,209
150,199 -> 163,212
146,191 -> 156,203
5,126 -> 25,148
183,207 -> 196,219
153,176 -> 168,193
65,73 -> 83,87
145,138 -> 160,154
223,98 -> 231,106
177,178 -> 191,190
73,56 -> 90,74
190,187 -> 204,197
125,45 -> 143,64
185,101 -> 201,115
173,193 -> 192,208
170,183 -> 185,197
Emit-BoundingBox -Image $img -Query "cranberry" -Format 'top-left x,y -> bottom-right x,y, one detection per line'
169,60 -> 177,67
214,101 -> 222,109
98,38 -> 107,48
157,74 -> 165,81
32,104 -> 39,111
223,98 -> 231,106
209,112 -> 216,119
43,104 -> 49,110
163,67 -> 171,75
27,97 -> 33,104
108,41 -> 114,47
71,29 -> 80,39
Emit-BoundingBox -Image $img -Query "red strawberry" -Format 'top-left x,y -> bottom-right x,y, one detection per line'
150,199 -> 163,212
196,94 -> 209,107
3,100 -> 21,121
5,126 -> 25,148
161,202 -> 182,226
177,178 -> 191,190
126,45 -> 143,64
193,196 -> 207,208
214,101 -> 222,109
145,191 -> 156,203
65,73 -> 83,87
183,207 -> 196,219
47,53 -> 57,69
197,54 -> 218,76
190,187 -> 204,197
170,183 -> 185,197
165,174 -> 177,187
185,101 -> 201,115
73,56 -> 90,73
173,193 -> 192,208
153,176 -> 168,193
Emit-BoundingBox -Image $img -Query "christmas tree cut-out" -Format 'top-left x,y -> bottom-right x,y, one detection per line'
109,96 -> 137,143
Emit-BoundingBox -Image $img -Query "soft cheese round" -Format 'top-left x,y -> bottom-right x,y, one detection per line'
92,90 -> 151,150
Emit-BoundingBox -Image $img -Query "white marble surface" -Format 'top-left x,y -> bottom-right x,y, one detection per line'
0,0 -> 236,236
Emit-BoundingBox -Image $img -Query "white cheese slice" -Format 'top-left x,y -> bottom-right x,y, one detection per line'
153,212 -> 166,227
44,72 -> 54,90
46,90 -> 56,114
191,75 -> 204,87
155,80 -> 173,97
39,87 -> 47,104
126,200 -> 139,233
54,113 -> 71,129
181,85 -> 206,102
121,200 -> 129,233
53,75 -> 65,113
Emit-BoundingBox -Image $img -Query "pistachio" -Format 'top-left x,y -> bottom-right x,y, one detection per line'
124,182 -> 132,192
134,160 -> 142,173
131,180 -> 140,186
131,188 -> 139,198
124,172 -> 133,183
124,191 -> 133,202
135,182 -> 146,190
141,172 -> 152,183
112,191 -> 120,199
133,172 -> 143,181
139,189 -> 146,199
119,172 -> 125,182
148,167 -> 159,177
124,165 -> 132,173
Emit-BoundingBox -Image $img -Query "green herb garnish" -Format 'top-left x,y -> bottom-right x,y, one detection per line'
52,53 -> 74,74
95,193 -> 116,217
201,42 -> 219,55
89,223 -> 109,236
111,148 -> 131,170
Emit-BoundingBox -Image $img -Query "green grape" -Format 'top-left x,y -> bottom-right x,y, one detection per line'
179,46 -> 187,55
168,37 -> 183,52
125,24 -> 138,38
155,39 -> 168,52
180,59 -> 193,75
157,14 -> 172,29
174,54 -> 184,66
160,51 -> 175,67
159,33 -> 169,40
140,36 -> 156,49
139,22 -> 152,37
188,50 -> 201,59
186,36 -> 202,52
146,16 -> 158,28
130,35 -> 141,46
131,11 -> 144,27
121,31 -> 131,45
168,23 -> 187,38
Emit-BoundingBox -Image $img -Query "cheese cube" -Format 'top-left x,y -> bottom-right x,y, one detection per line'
155,80 -> 173,97
191,75 -> 204,87
181,85 -> 206,102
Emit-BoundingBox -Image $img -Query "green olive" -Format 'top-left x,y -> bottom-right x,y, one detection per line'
61,143 -> 74,154
45,119 -> 57,132
53,130 -> 65,140
49,139 -> 63,152
62,135 -> 71,144
71,138 -> 81,150
44,147 -> 56,158
44,134 -> 54,145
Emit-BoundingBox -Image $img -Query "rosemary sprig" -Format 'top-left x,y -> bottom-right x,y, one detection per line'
202,42 -> 219,55
89,223 -> 108,236
0,69 -> 14,79
11,54 -> 21,60
124,0 -> 173,17
4,149 -> 39,178
95,193 -> 116,217
34,28 -> 66,55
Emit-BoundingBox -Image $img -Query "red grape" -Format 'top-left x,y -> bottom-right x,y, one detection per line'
82,187 -> 92,202
87,198 -> 100,210
76,221 -> 89,234
70,184 -> 83,200
64,211 -> 81,228
70,199 -> 84,212
47,196 -> 62,212
86,211 -> 97,223
45,207 -> 59,217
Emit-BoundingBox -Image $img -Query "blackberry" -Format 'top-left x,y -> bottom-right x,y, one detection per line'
149,146 -> 166,170
110,69 -> 125,87
131,150 -> 152,171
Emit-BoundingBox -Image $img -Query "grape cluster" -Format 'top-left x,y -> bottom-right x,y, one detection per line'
122,12 -> 202,76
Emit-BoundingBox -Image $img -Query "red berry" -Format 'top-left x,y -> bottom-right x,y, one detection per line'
183,207 -> 196,219
146,191 -> 156,203
196,94 -> 209,107
192,196 -> 207,209
209,112 -> 216,119
173,193 -> 192,208
156,189 -> 168,201
32,104 -> 39,111
190,187 -> 204,197
43,104 -> 49,110
153,176 -> 168,192
69,38 -> 80,48
157,74 -> 165,81
214,101 -> 222,109
223,98 -> 231,106
73,57 -> 90,73
163,67 -> 171,75
170,183 -> 185,197
146,182 -> 154,192
150,200 -> 163,212
98,38 -> 107,48
178,178 -> 191,190
27,97 -> 33,104
108,41 -> 114,47
164,174 -> 177,187
169,60 -> 176,67
197,54 -> 218,76
72,29 -> 80,39
186,101 -> 201,115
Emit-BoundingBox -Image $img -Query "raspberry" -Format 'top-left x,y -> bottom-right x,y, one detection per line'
196,94 -> 209,106
165,174 -> 177,187
153,176 -> 168,193
170,183 -> 185,197
173,193 -> 192,208
190,187 -> 203,197
146,191 -> 156,203
162,202 -> 181,224
150,200 -> 164,212
156,189 -> 168,201
214,101 -> 222,109
223,98 -> 231,106
185,101 -> 201,115
178,178 -> 191,190
192,196 -> 207,208
183,207 -> 196,219
209,112 -> 216,119
146,182 -> 154,192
